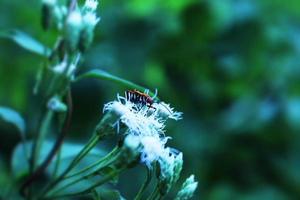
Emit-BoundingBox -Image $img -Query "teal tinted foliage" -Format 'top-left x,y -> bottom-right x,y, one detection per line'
1,0 -> 300,200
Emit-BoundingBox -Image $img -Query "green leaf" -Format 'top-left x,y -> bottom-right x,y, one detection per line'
76,69 -> 158,98
11,140 -> 106,179
0,106 -> 25,134
0,29 -> 51,56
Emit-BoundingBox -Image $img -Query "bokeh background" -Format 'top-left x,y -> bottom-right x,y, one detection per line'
1,0 -> 300,199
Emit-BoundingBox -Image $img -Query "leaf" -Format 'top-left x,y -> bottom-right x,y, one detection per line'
76,69 -> 158,98
11,140 -> 106,179
0,29 -> 51,56
0,106 -> 25,134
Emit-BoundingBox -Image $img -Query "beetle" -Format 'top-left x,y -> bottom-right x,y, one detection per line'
125,89 -> 157,110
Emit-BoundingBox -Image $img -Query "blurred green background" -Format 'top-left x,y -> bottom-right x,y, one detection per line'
1,0 -> 300,199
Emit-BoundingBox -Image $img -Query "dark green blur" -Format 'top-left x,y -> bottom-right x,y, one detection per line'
1,0 -> 300,199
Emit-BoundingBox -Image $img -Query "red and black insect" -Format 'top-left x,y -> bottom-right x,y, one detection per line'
125,89 -> 157,110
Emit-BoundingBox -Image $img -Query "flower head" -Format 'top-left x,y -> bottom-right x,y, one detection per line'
103,92 -> 182,167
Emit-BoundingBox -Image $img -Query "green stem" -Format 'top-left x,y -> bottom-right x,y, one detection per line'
63,146 -> 119,179
39,134 -> 101,198
134,168 -> 152,200
53,147 -> 62,178
49,152 -> 121,196
47,166 -> 126,199
147,187 -> 159,200
33,110 -> 54,170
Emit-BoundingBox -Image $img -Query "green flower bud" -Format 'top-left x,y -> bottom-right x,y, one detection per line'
175,175 -> 198,200
47,96 -> 67,112
65,10 -> 83,51
115,134 -> 141,168
53,5 -> 67,30
95,113 -> 121,139
157,150 -> 183,196
78,12 -> 100,52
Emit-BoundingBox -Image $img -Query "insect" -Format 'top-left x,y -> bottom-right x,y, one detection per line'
125,89 -> 157,110
125,89 -> 175,116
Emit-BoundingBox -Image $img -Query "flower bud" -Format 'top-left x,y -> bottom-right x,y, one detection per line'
52,61 -> 76,77
157,149 -> 183,196
175,175 -> 198,200
65,10 -> 83,51
95,112 -> 123,138
47,96 -> 67,112
115,134 -> 141,168
78,12 -> 100,52
53,5 -> 67,30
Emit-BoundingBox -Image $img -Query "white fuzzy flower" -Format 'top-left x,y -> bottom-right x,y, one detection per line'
103,99 -> 165,137
103,92 -> 182,167
139,135 -> 167,167
84,0 -> 98,11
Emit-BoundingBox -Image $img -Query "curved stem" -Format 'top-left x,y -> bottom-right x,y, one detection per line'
64,147 -> 119,180
134,168 -> 152,200
20,89 -> 73,196
147,187 -> 159,200
47,166 -> 126,199
39,134 -> 101,198
48,153 -> 121,196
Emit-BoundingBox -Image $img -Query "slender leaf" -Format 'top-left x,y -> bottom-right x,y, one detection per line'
76,69 -> 157,98
0,29 -> 50,56
0,106 -> 25,134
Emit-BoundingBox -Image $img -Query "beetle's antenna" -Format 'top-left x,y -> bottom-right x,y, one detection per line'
159,102 -> 173,115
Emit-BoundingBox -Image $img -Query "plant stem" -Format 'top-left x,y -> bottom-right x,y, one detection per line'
53,147 -> 62,178
63,146 -> 119,179
47,166 -> 126,199
134,168 -> 152,200
39,134 -> 101,198
48,151 -> 121,196
34,110 -> 54,169
147,187 -> 159,200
